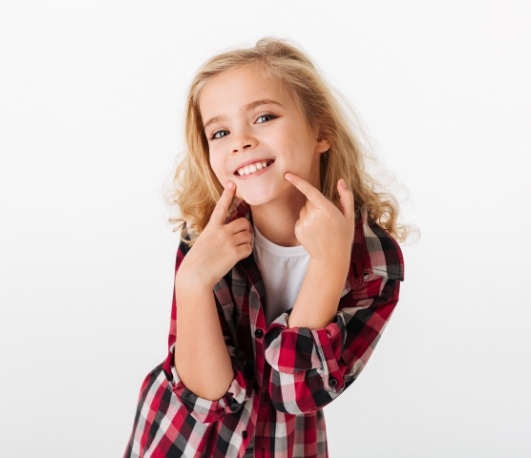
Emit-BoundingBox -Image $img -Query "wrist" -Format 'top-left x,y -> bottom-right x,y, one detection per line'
175,260 -> 216,293
308,253 -> 350,278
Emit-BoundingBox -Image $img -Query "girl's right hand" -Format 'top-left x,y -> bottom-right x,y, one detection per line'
176,182 -> 252,289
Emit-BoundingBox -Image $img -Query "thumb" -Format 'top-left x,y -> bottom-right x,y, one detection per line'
337,178 -> 355,226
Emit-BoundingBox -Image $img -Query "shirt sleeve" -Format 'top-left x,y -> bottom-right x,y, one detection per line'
161,236 -> 253,424
164,344 -> 250,424
263,226 -> 404,415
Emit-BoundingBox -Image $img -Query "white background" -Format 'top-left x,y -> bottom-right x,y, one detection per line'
1,1 -> 530,457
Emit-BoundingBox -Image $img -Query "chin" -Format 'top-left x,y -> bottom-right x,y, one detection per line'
239,195 -> 271,207
236,180 -> 291,208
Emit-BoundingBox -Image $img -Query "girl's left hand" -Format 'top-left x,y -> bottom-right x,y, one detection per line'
285,173 -> 355,266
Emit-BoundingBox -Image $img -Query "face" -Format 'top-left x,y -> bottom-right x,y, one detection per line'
199,65 -> 330,208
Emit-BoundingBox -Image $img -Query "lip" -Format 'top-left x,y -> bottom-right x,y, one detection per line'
233,158 -> 275,177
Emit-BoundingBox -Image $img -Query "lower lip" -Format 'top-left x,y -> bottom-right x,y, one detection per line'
235,163 -> 273,180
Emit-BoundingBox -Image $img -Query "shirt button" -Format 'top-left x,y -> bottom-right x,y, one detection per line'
329,377 -> 338,387
242,431 -> 248,439
254,329 -> 264,338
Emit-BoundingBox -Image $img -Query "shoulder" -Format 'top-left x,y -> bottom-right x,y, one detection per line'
352,210 -> 404,282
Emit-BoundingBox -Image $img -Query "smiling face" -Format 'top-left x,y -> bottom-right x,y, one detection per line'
199,65 -> 330,209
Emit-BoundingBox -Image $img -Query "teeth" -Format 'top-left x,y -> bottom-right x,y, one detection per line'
237,161 -> 270,176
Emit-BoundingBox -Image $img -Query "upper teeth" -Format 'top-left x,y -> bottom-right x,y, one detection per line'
237,161 -> 270,176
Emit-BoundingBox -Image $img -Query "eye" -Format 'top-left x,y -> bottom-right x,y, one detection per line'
210,130 -> 229,140
256,114 -> 276,123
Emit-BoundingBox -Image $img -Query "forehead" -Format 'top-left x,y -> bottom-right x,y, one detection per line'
198,65 -> 295,119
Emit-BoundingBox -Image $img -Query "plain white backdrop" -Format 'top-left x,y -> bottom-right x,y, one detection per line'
1,1 -> 530,457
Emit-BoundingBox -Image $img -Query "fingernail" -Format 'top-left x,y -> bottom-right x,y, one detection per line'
226,181 -> 235,190
284,173 -> 293,181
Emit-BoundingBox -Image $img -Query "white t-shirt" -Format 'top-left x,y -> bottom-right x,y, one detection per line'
252,225 -> 310,325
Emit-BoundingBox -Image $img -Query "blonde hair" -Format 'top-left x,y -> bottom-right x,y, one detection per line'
172,38 -> 406,242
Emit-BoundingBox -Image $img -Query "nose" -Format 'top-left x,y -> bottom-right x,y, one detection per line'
231,128 -> 257,153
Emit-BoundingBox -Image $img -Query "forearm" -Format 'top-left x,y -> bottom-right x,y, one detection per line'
174,278 -> 234,401
288,258 -> 349,329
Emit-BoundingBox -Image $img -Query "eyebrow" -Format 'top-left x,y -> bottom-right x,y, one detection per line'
203,99 -> 284,131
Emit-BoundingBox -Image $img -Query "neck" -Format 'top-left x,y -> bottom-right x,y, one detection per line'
250,193 -> 306,247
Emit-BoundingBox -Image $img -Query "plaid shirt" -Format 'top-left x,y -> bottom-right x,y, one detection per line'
125,205 -> 404,458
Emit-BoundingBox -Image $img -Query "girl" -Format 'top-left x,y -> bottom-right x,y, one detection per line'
125,38 -> 405,458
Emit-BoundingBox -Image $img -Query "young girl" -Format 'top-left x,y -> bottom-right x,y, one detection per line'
125,38 -> 405,458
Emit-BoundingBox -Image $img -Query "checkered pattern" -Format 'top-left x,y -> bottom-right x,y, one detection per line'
124,207 -> 404,457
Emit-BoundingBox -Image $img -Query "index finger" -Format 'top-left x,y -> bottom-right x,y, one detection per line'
284,173 -> 328,207
212,181 -> 237,224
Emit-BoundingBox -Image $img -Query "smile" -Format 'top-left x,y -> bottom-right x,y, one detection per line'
235,160 -> 274,177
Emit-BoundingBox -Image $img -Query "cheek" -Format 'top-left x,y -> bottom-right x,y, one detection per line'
208,154 -> 223,179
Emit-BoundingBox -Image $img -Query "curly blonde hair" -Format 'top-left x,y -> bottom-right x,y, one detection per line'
171,38 -> 406,242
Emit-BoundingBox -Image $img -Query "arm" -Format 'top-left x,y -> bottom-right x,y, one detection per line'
165,261 -> 252,424
171,182 -> 253,402
174,278 -> 234,400
265,272 -> 401,414
285,173 -> 354,329
264,174 -> 403,414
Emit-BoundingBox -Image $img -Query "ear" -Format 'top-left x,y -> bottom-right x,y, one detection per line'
315,132 -> 331,154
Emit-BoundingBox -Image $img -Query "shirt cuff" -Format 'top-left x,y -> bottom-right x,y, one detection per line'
167,346 -> 249,423
264,312 -> 346,392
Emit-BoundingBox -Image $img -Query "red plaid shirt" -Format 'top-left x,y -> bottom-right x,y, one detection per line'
125,206 -> 404,457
